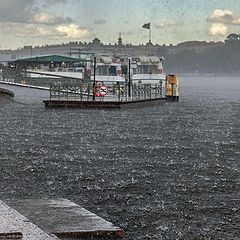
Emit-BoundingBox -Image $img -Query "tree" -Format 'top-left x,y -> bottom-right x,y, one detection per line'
225,33 -> 240,42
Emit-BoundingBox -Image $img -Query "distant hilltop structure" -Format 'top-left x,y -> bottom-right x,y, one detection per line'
0,33 -> 224,64
1,33 -> 239,74
118,33 -> 123,46
0,34 -> 164,64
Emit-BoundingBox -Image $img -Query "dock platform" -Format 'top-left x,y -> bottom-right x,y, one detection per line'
0,200 -> 58,240
6,198 -> 125,239
43,98 -> 166,109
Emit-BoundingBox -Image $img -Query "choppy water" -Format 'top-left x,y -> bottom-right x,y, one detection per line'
0,76 -> 240,239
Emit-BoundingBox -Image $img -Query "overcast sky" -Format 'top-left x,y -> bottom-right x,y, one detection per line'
0,0 -> 240,49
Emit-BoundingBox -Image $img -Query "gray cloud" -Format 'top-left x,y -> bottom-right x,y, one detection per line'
42,0 -> 67,8
207,9 -> 240,25
0,0 -> 35,23
45,0 -> 67,4
154,21 -> 183,29
32,12 -> 72,25
0,22 -> 91,40
0,0 -> 72,25
94,19 -> 106,25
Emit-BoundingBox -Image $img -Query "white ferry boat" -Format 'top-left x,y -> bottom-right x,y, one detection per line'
130,56 -> 165,84
8,55 -> 87,80
27,67 -> 84,79
9,55 -> 165,84
87,56 -> 126,83
86,55 -> 165,85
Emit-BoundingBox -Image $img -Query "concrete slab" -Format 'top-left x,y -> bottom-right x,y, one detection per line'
0,200 -> 59,240
7,198 -> 125,239
0,218 -> 22,239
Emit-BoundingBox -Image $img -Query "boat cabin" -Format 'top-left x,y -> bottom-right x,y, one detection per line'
87,56 -> 125,83
131,56 -> 164,74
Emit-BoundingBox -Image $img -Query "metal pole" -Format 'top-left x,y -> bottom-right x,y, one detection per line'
149,28 -> 151,43
149,23 -> 151,44
93,56 -> 96,100
128,59 -> 131,99
50,83 -> 52,100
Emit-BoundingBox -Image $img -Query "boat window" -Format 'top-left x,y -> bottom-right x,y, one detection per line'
98,66 -> 108,75
139,65 -> 149,74
133,69 -> 137,74
150,65 -> 158,74
109,66 -> 117,76
68,68 -> 74,72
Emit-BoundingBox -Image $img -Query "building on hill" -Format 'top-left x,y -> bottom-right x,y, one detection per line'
118,33 -> 123,46
0,37 -> 224,67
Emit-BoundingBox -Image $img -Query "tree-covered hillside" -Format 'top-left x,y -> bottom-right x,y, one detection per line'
162,34 -> 240,74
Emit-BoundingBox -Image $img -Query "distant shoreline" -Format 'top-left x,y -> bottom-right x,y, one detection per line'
175,72 -> 240,77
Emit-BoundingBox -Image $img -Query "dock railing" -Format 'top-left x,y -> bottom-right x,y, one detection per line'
0,66 -> 166,103
49,80 -> 165,102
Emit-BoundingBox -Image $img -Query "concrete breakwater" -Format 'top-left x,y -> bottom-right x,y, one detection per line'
0,88 -> 14,102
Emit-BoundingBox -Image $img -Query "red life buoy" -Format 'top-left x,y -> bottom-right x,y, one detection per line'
93,85 -> 101,97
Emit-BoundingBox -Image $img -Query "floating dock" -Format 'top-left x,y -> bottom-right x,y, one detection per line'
42,74 -> 179,109
43,98 -> 166,109
2,198 -> 125,239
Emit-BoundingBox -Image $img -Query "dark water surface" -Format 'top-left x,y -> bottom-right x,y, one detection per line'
0,76 -> 240,239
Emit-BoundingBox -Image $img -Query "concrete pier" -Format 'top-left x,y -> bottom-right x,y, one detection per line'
6,198 -> 126,239
0,200 -> 59,240
0,220 -> 22,240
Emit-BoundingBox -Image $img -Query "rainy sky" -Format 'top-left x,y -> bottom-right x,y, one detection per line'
0,0 -> 240,49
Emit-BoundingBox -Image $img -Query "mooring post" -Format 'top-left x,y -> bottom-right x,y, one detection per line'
118,84 -> 121,101
80,84 -> 82,101
50,83 -> 52,100
160,80 -> 162,97
128,59 -> 131,100
155,83 -> 157,98
66,83 -> 68,100
58,85 -> 60,100
149,84 -> 151,99
93,56 -> 96,101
